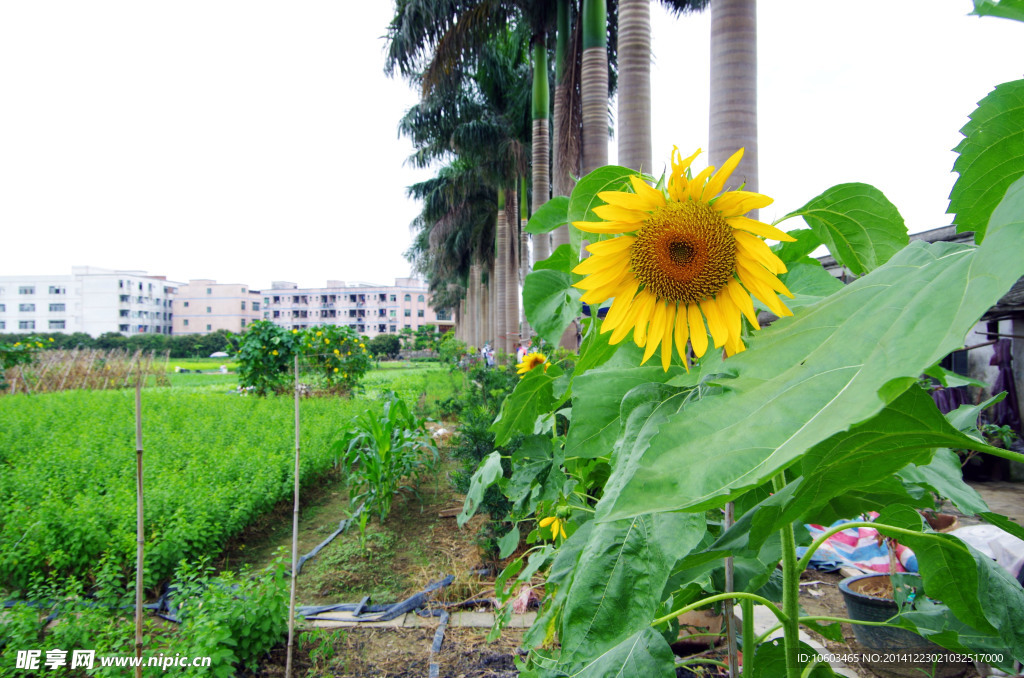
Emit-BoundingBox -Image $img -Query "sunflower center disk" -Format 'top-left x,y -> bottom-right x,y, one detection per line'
629,201 -> 736,304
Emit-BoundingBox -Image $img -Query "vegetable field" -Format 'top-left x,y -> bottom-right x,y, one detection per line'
0,364 -> 452,592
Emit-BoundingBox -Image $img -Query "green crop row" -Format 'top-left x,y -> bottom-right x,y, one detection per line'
0,388 -> 368,592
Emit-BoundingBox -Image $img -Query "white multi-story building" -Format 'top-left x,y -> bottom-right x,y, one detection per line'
0,267 -> 178,336
260,277 -> 454,337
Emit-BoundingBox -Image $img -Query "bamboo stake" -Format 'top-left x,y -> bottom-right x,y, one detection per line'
134,373 -> 145,678
285,354 -> 300,678
724,502 -> 740,675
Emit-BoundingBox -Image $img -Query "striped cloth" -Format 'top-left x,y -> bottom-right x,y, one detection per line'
798,518 -> 918,573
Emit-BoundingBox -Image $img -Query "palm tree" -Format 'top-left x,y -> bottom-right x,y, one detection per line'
617,0 -> 709,173
708,0 -> 757,200
580,0 -> 609,175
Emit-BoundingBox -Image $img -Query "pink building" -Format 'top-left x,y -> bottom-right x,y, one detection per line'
172,279 -> 262,335
260,277 -> 453,337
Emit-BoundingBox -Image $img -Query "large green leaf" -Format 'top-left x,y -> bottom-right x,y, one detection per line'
772,228 -> 823,264
598,175 -> 1024,521
891,530 -> 1024,658
949,79 -> 1024,242
783,183 -> 908,276
558,513 -> 705,668
564,365 -> 682,459
527,196 -> 570,234
457,452 -> 505,527
535,243 -> 579,274
898,449 -> 989,516
564,627 -> 676,678
524,268 -> 583,346
898,599 -> 1019,671
971,0 -> 1024,24
491,365 -> 561,447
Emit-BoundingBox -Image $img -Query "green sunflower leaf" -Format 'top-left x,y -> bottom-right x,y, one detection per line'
778,258 -> 844,308
568,165 -> 638,258
523,267 -> 583,346
949,79 -> 1024,242
526,196 -> 570,234
558,626 -> 676,678
597,173 -> 1024,522
491,365 -> 561,447
971,0 -> 1024,22
783,183 -> 908,276
771,228 -> 823,264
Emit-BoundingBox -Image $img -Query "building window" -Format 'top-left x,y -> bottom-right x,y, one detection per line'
49,303 -> 65,312
49,286 -> 65,295
417,309 -> 425,317
240,319 -> 246,328
19,321 -> 35,330
0,304 -> 4,312
390,294 -> 397,302
0,321 -> 4,330
207,288 -> 212,295
404,309 -> 411,317
49,320 -> 65,330
241,301 -> 246,310
183,301 -> 189,307
389,324 -> 396,332
120,295 -> 130,303
19,304 -> 35,312
119,324 -> 129,332
418,295 -> 425,302
206,307 -> 212,313
253,302 -> 260,311
120,310 -> 129,318
404,324 -> 411,330
18,286 -> 35,295
183,319 -> 189,326
206,324 -> 212,331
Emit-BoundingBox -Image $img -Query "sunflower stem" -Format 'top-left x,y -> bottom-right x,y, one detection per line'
773,472 -> 801,678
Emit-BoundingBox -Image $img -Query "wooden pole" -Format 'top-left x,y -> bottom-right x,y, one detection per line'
285,354 -> 301,678
134,374 -> 145,678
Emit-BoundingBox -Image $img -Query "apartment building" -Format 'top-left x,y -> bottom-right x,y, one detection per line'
260,277 -> 453,337
172,279 -> 262,335
0,267 -> 177,336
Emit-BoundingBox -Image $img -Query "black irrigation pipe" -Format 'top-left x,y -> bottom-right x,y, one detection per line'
298,574 -> 455,623
291,501 -> 366,577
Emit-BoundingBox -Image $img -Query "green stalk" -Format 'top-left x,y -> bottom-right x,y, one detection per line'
651,591 -> 787,628
582,0 -> 606,49
774,473 -> 800,678
555,0 -> 568,81
742,598 -> 754,674
532,39 -> 549,121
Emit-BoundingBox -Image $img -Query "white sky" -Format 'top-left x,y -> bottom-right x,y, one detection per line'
1,1 -> 1020,291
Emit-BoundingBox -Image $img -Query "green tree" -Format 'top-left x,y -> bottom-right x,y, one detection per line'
367,334 -> 402,360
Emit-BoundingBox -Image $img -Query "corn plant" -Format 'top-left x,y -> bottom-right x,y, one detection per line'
335,392 -> 438,522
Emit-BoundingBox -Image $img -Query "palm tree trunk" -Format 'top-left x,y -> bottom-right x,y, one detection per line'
505,196 -> 520,356
532,36 -> 552,263
581,0 -> 608,175
486,261 -> 495,349
618,0 -> 652,174
551,0 -> 574,251
494,189 -> 508,356
520,181 -> 532,343
709,0 -> 758,209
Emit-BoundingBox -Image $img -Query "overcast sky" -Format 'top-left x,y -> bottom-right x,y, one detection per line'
1,1 -> 1020,291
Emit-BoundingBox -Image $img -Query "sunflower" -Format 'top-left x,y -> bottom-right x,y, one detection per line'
516,352 -> 548,377
572,147 -> 795,370
538,515 -> 568,540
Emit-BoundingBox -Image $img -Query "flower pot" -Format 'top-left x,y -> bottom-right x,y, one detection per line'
839,574 -> 971,678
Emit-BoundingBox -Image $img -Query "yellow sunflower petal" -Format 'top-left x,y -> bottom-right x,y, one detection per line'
572,219 -> 637,235
726,278 -> 760,328
598,188 -> 662,213
580,273 -> 633,304
592,203 -> 650,224
558,522 -> 568,539
641,301 -> 668,364
699,297 -> 729,349
673,302 -> 690,370
687,303 -> 709,358
715,290 -> 744,346
573,259 -> 630,290
632,291 -> 658,347
574,248 -> 629,274
725,331 -> 746,356
661,303 -> 676,372
610,288 -> 653,344
735,230 -> 788,275
539,516 -> 556,528
601,281 -> 640,333
714,190 -> 774,217
628,175 -> 667,209
703,148 -> 744,200
586,235 -> 636,256
727,215 -> 796,242
736,263 -> 793,317
686,166 -> 716,201
737,257 -> 794,297
669,147 -> 702,201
